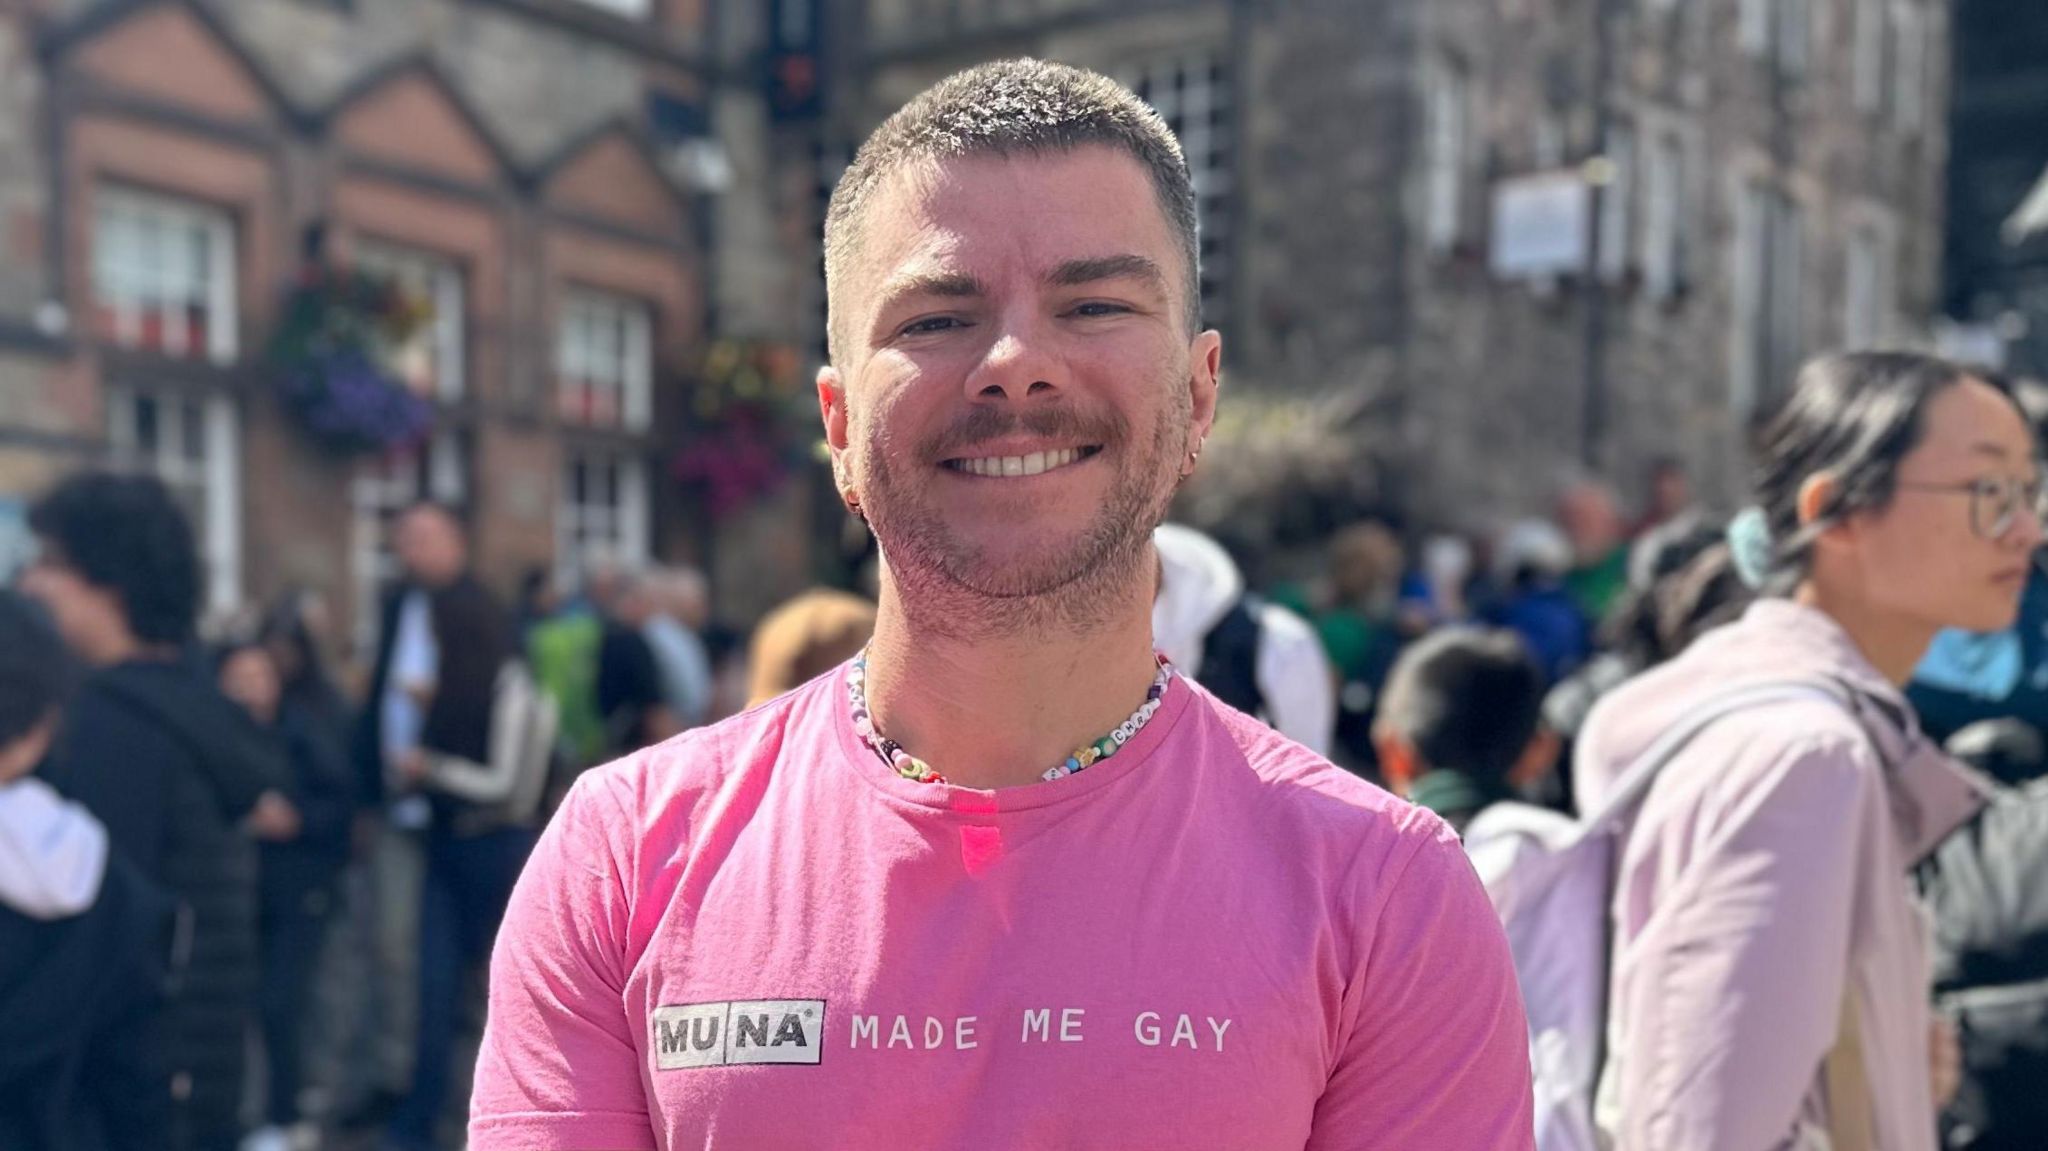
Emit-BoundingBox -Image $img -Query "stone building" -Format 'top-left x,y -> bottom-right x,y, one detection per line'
0,0 -> 719,661
760,0 -> 1951,543
1942,0 -> 2048,378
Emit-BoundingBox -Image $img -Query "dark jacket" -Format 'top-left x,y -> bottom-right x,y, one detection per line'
1920,775 -> 2048,1150
352,575 -> 515,809
42,658 -> 287,1147
0,818 -> 177,1151
260,694 -> 355,908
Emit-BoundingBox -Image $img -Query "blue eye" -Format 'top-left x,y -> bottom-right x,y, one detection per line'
900,316 -> 967,336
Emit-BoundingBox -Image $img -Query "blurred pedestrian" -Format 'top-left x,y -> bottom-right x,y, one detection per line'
216,637 -> 353,1151
0,589 -> 181,1151
1153,522 -> 1335,755
1483,519 -> 1591,686
1375,627 -> 1556,836
1557,479 -> 1630,624
643,567 -> 715,729
472,59 -> 1530,1148
524,567 -> 605,771
21,474 -> 293,1151
742,587 -> 876,707
349,502 -> 531,1151
1626,456 -> 1703,589
1575,352 -> 2035,1148
597,568 -> 678,755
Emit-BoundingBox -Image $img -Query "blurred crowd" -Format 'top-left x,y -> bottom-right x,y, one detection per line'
8,359 -> 2048,1150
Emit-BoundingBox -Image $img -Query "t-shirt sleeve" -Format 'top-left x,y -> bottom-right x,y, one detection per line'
470,768 -> 656,1150
1307,819 -> 1535,1150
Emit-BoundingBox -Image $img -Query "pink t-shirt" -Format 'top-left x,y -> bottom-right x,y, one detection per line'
470,667 -> 1533,1150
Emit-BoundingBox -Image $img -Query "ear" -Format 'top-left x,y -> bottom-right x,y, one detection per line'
1373,729 -> 1418,797
1184,330 -> 1222,472
1796,472 -> 1839,530
819,365 -> 852,482
1508,727 -> 1561,792
1797,471 -> 1859,554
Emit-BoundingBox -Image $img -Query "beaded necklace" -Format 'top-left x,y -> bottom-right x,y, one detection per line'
846,650 -> 1174,786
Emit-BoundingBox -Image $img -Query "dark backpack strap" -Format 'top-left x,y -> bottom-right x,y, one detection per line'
1199,595 -> 1267,717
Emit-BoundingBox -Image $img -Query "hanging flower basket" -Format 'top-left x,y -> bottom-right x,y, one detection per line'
269,263 -> 436,456
669,338 -> 815,521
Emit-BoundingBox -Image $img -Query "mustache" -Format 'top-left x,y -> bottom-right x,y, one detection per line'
918,405 -> 1126,461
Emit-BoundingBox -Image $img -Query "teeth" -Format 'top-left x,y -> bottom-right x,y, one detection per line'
958,448 -> 1082,477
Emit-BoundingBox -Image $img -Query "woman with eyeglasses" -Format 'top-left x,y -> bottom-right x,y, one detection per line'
1571,352 -> 2040,1150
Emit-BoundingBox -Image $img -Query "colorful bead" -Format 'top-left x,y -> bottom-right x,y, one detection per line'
847,651 -> 1173,787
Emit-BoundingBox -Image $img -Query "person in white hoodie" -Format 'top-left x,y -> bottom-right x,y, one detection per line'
0,589 -> 108,923
0,588 -> 177,1151
1152,522 -> 1336,754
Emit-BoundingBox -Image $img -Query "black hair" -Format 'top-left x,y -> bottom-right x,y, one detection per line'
1601,529 -> 1752,668
1377,628 -> 1545,782
0,590 -> 68,746
1752,351 -> 2023,591
29,472 -> 201,645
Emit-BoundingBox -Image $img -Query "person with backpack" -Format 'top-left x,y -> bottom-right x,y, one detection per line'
1374,627 -> 1557,838
1573,352 -> 2033,1150
1152,522 -> 1336,755
0,589 -> 182,1151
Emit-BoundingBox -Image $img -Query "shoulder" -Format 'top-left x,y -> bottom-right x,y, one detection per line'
1192,690 -> 1461,892
565,675 -> 839,848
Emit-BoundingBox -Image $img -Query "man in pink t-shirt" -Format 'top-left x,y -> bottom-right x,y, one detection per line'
471,59 -> 1533,1150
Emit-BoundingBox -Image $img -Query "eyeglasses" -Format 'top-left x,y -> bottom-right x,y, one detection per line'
1895,475 -> 2048,540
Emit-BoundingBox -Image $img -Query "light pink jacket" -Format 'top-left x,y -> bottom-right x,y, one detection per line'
1574,600 -> 1989,1151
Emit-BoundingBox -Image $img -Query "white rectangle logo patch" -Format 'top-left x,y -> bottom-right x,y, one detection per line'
653,1000 -> 826,1070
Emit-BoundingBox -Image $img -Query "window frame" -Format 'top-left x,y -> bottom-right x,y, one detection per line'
92,185 -> 239,365
557,288 -> 655,434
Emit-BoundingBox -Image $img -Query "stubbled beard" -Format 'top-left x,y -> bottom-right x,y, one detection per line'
853,387 -> 1190,641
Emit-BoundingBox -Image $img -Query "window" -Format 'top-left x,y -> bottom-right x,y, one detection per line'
106,388 -> 242,617
1853,0 -> 1885,112
1125,53 -> 1233,320
1422,59 -> 1469,255
1739,0 -> 1809,75
1733,183 -> 1803,414
570,0 -> 650,15
558,290 -> 653,432
1775,0 -> 1810,76
1843,223 -> 1892,350
1739,0 -> 1771,55
1892,3 -> 1926,132
349,435 -> 467,660
353,240 -> 466,402
92,187 -> 237,363
558,451 -> 648,581
1599,124 -> 1635,281
1768,196 -> 1804,406
1642,132 -> 1687,300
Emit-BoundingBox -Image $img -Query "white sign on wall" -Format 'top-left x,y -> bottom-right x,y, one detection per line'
1490,171 -> 1591,280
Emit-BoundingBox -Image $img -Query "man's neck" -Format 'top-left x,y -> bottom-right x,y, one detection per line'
861,574 -> 1164,791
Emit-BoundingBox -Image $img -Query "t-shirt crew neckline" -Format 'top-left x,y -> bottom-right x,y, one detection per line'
829,659 -> 1195,816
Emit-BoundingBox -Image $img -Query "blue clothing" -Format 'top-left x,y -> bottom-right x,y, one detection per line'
1485,585 -> 1590,686
1911,568 -> 2048,756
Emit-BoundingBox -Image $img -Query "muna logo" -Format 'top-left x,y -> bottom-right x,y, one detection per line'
652,1000 -> 826,1070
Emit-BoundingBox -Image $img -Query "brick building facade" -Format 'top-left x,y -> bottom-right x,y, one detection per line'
0,0 -> 718,661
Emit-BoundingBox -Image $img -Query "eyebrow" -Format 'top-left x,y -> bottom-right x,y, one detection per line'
1970,442 -> 2014,461
874,270 -> 989,311
1047,254 -> 1169,293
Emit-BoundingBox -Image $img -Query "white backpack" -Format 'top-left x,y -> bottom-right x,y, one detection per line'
1461,679 -> 1852,1151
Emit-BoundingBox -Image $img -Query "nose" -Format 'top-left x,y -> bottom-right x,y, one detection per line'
963,314 -> 1065,404
2012,504 -> 2046,552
